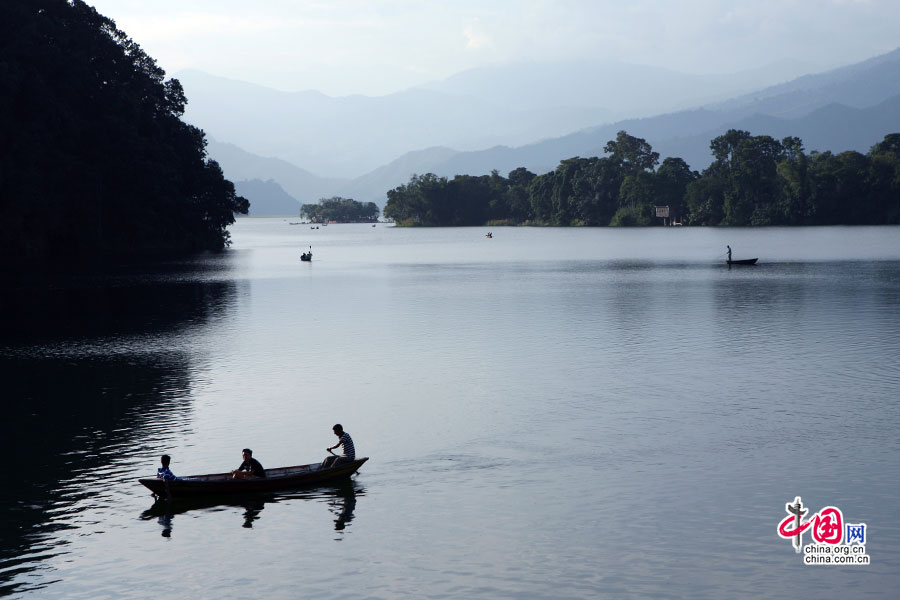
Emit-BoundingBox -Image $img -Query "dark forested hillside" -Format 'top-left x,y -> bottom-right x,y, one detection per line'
0,0 -> 248,262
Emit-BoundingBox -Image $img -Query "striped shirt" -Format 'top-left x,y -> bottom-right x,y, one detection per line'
338,432 -> 355,459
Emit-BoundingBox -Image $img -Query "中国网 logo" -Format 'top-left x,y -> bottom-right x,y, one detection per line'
777,496 -> 870,565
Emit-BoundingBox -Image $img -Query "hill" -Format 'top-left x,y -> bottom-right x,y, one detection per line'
206,139 -> 347,204
234,179 -> 300,217
393,47 -> 900,178
179,58 -> 810,179
203,48 -> 900,207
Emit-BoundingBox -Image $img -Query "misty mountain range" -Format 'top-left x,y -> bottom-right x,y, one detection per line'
179,49 -> 900,215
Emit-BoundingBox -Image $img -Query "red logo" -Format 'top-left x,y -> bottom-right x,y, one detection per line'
778,496 -> 844,549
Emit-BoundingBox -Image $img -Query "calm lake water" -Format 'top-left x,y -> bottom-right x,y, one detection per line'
2,221 -> 900,599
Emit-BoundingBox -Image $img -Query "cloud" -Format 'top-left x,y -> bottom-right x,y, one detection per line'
463,21 -> 493,50
116,11 -> 379,44
87,0 -> 900,96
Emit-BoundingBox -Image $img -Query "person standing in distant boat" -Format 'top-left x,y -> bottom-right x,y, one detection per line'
727,245 -> 732,262
232,448 -> 266,479
324,424 -> 355,468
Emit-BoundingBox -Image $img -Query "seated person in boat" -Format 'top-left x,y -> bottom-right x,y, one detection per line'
157,454 -> 178,481
323,424 -> 356,468
154,454 -> 179,500
232,448 -> 266,479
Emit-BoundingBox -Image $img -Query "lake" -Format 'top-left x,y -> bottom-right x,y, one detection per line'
2,221 -> 900,599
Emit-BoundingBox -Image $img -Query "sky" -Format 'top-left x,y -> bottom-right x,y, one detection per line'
86,0 -> 900,97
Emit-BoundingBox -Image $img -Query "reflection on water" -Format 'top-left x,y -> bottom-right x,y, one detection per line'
138,481 -> 363,537
0,354 -> 200,595
0,258 -> 239,596
241,498 -> 266,528
330,483 -> 358,532
3,223 -> 900,599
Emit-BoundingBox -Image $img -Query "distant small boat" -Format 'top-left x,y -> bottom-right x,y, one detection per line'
139,458 -> 368,498
301,246 -> 313,261
485,232 -> 492,238
727,258 -> 758,265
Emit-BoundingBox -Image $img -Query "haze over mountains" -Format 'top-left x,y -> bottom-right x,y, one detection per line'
179,50 -> 900,215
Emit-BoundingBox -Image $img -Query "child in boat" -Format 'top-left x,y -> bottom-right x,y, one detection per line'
157,454 -> 178,481
154,454 -> 179,501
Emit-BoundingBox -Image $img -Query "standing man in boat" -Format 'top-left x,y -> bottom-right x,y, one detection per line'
727,245 -> 732,262
232,448 -> 266,479
324,424 -> 355,468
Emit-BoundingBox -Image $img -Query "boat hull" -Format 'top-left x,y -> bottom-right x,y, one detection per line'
727,258 -> 758,265
139,457 -> 368,497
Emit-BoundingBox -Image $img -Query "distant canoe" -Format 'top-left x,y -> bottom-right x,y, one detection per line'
139,457 -> 368,498
301,253 -> 312,261
727,258 -> 758,265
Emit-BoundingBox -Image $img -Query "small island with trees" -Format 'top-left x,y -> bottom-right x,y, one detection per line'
383,130 -> 900,227
300,197 -> 380,223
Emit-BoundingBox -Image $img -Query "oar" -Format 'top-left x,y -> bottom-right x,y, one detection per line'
323,448 -> 337,469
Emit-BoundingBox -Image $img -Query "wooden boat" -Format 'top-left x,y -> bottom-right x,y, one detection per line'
301,246 -> 313,261
727,258 -> 758,265
139,457 -> 368,498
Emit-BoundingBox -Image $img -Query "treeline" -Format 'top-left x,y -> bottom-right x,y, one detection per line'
1,0 -> 249,262
384,130 -> 900,227
301,197 -> 379,223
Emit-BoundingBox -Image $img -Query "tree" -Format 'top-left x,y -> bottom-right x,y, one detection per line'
683,166 -> 726,225
301,197 -> 379,222
379,131 -> 900,228
710,129 -> 752,167
776,137 -> 813,225
612,171 -> 656,226
528,172 -> 556,224
447,174 -> 493,225
0,0 -> 248,260
655,157 -> 698,222
384,173 -> 451,225
504,168 -> 536,222
868,134 -> 900,223
604,130 -> 659,174
808,151 -> 872,224
705,130 -> 784,225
